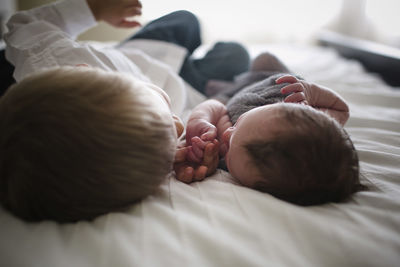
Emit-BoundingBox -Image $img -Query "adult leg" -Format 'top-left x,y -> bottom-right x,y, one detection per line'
126,10 -> 201,54
180,42 -> 250,93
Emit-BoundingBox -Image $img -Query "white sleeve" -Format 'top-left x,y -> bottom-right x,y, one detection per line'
4,0 -> 97,81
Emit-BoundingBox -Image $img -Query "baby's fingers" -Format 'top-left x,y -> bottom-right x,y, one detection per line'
176,166 -> 195,183
174,147 -> 188,163
191,136 -> 208,149
284,92 -> 306,103
191,137 -> 210,159
187,147 -> 202,163
275,75 -> 299,84
194,166 -> 208,181
200,127 -> 217,142
191,144 -> 204,160
203,140 -> 219,163
280,83 -> 305,95
203,140 -> 219,175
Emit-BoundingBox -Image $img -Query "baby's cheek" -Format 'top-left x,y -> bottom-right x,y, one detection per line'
226,161 -> 242,185
227,150 -> 260,188
226,151 -> 244,184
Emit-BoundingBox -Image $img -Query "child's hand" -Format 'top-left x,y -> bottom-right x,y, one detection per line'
87,0 -> 142,28
187,136 -> 211,163
174,140 -> 220,183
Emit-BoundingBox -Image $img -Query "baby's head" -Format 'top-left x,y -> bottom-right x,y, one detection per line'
0,67 -> 183,222
222,103 -> 362,205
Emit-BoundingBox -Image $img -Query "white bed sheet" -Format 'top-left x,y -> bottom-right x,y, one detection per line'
1,44 -> 399,267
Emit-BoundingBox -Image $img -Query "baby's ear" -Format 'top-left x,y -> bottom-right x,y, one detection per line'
173,115 -> 184,138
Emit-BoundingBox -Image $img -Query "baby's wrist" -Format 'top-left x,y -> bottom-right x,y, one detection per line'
187,117 -> 207,128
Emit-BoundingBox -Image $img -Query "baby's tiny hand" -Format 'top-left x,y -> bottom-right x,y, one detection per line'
277,75 -> 349,125
187,136 -> 211,163
186,118 -> 217,146
173,139 -> 220,183
276,75 -> 309,105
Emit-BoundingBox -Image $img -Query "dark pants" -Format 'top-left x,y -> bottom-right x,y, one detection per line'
126,10 -> 250,92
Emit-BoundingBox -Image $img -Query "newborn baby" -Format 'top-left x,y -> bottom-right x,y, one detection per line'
175,52 -> 363,205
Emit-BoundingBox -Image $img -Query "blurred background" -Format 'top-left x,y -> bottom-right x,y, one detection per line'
1,0 -> 399,46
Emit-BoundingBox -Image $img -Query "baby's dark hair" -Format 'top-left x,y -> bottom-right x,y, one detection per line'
245,104 -> 364,206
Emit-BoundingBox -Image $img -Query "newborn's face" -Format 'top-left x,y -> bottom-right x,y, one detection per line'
222,103 -> 285,187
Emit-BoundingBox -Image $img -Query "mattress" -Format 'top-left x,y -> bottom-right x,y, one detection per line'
1,44 -> 399,267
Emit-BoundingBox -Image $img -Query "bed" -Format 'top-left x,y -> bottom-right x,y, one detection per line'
1,43 -> 399,267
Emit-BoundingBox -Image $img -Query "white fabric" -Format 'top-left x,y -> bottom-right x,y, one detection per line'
4,0 -> 189,116
1,44 -> 399,267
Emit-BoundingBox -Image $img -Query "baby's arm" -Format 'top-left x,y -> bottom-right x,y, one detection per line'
186,99 -> 231,159
276,75 -> 349,125
174,99 -> 230,183
186,99 -> 230,143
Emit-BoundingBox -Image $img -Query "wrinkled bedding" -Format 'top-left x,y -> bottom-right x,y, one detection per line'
1,44 -> 399,267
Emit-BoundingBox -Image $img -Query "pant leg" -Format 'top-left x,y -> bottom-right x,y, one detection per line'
0,50 -> 16,97
126,10 -> 201,54
124,11 -> 250,93
180,42 -> 250,93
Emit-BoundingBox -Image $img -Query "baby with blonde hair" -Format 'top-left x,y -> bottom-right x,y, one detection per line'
0,0 -> 245,222
0,67 -> 181,222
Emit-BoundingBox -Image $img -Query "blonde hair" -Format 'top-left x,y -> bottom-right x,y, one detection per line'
0,67 -> 176,222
